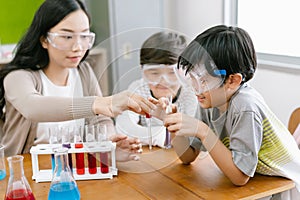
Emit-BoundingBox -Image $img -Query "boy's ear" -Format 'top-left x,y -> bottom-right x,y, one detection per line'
227,73 -> 243,89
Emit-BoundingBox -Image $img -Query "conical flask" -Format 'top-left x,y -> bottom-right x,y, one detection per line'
5,155 -> 35,200
48,147 -> 80,200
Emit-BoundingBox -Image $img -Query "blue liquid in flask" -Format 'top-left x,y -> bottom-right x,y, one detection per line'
0,169 -> 6,180
48,182 -> 80,200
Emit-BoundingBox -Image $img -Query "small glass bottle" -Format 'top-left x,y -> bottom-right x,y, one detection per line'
5,155 -> 35,200
48,148 -> 80,200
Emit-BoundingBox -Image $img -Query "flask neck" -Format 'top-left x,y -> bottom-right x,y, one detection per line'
55,153 -> 69,170
52,148 -> 76,185
7,155 -> 24,179
53,148 -> 73,178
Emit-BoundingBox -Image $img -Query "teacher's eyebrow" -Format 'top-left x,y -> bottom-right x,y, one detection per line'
57,28 -> 90,33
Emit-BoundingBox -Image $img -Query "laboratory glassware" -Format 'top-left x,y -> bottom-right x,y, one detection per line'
74,127 -> 85,175
85,125 -> 97,174
164,96 -> 172,149
5,155 -> 35,200
0,144 -> 6,180
145,113 -> 153,150
48,148 -> 80,200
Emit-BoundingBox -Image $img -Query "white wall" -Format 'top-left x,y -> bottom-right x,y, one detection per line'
249,66 -> 300,126
164,0 -> 223,40
165,0 -> 300,126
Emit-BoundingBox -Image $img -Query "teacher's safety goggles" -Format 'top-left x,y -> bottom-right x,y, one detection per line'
142,64 -> 179,86
174,62 -> 226,95
47,32 -> 95,51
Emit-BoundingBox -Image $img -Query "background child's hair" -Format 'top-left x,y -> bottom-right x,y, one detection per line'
179,25 -> 257,83
140,31 -> 187,65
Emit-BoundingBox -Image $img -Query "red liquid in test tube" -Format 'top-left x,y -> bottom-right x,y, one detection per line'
75,143 -> 85,175
97,124 -> 109,173
88,153 -> 97,174
85,125 -> 97,174
100,152 -> 109,173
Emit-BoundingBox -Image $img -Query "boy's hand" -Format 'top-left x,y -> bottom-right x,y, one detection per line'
148,97 -> 177,120
164,113 -> 208,140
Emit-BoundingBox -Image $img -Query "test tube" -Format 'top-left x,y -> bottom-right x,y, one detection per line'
97,124 -> 109,174
87,153 -> 97,174
61,127 -> 73,173
85,125 -> 97,174
48,127 -> 59,172
100,153 -> 109,174
75,127 -> 85,175
164,96 -> 172,149
145,113 -> 153,150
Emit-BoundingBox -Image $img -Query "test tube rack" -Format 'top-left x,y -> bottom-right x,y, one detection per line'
30,141 -> 117,183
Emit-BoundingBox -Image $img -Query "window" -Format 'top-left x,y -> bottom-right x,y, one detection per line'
224,0 -> 300,68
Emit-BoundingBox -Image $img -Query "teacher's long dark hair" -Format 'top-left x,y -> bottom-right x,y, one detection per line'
0,0 -> 91,120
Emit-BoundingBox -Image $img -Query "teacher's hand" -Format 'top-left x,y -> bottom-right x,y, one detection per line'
93,90 -> 156,117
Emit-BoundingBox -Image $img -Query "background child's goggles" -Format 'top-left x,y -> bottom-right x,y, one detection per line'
174,64 -> 226,95
142,64 -> 179,85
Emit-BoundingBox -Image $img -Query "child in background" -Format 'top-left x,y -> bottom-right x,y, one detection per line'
155,25 -> 300,199
0,0 -> 155,160
116,31 -> 198,148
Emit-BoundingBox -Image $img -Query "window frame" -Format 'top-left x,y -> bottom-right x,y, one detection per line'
223,0 -> 300,70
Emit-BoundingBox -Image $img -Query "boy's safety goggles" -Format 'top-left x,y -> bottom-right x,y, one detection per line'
142,64 -> 179,86
47,32 -> 95,51
174,62 -> 226,95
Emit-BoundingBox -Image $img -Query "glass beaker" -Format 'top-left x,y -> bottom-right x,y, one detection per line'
0,144 -> 6,180
48,147 -> 80,200
5,155 -> 35,200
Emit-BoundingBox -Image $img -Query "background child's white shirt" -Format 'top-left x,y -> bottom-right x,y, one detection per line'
35,68 -> 84,144
116,109 -> 166,147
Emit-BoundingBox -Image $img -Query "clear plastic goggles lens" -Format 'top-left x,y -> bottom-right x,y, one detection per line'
142,64 -> 179,85
47,32 -> 95,51
174,63 -> 226,95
